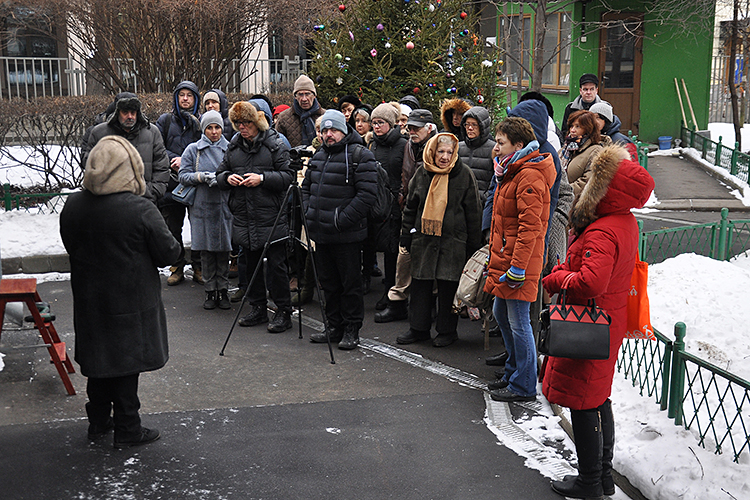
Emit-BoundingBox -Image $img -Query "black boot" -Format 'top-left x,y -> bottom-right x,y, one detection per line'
551,408 -> 604,500
217,289 -> 231,310
374,300 -> 408,323
268,309 -> 293,333
338,323 -> 360,350
396,328 -> 431,344
203,291 -> 218,310
485,350 -> 509,366
310,326 -> 343,344
600,399 -> 616,496
238,304 -> 268,327
375,291 -> 389,311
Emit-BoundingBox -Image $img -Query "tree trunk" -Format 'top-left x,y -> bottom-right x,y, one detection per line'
531,0 -> 547,92
730,0 -> 742,150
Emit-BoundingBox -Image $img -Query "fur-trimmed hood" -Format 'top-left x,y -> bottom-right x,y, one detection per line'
569,144 -> 654,234
229,101 -> 269,132
440,98 -> 473,135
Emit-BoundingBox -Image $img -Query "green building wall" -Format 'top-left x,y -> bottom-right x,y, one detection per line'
501,1 -> 715,144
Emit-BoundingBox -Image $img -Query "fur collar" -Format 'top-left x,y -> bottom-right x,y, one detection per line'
569,144 -> 629,234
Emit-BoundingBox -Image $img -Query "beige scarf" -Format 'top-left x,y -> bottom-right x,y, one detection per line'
421,133 -> 459,236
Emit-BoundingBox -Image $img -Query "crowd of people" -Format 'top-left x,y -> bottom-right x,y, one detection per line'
67,72 -> 655,500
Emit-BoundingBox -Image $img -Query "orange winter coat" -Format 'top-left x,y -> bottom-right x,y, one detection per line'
484,149 -> 556,302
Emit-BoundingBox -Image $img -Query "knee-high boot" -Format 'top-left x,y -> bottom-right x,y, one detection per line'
551,408 -> 604,500
599,399 -> 615,496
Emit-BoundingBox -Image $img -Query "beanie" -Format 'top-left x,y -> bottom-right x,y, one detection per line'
371,103 -> 400,127
400,104 -> 413,117
589,101 -> 614,124
203,91 -> 220,106
200,110 -> 224,132
84,136 -> 145,196
293,75 -> 317,96
319,109 -> 348,134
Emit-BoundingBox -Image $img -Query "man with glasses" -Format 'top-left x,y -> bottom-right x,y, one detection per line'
561,73 -> 602,137
458,106 -> 496,205
375,109 -> 436,323
275,75 -> 326,147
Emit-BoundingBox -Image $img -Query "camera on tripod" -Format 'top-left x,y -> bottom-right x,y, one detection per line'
289,145 -> 313,170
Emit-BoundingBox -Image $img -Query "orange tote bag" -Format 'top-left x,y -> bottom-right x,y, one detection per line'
625,258 -> 656,340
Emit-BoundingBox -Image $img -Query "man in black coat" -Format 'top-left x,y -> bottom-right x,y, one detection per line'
302,110 -> 378,350
61,135 -> 181,449
156,80 -> 203,286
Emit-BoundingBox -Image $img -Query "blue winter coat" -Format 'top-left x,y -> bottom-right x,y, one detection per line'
178,135 -> 233,252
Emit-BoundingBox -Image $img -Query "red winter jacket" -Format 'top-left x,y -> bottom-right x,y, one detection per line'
541,145 -> 654,411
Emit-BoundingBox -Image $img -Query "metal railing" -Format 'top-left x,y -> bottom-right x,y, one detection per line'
680,125 -> 750,185
1,183 -> 72,213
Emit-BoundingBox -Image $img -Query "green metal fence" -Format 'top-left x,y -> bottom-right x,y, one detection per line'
1,183 -> 72,213
680,126 -> 750,184
619,214 -> 750,463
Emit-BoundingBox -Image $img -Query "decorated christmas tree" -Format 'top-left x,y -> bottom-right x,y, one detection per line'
309,0 -> 504,116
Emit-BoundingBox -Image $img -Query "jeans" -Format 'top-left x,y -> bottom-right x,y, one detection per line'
493,296 -> 537,397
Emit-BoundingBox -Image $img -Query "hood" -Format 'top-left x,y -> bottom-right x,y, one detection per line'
440,98 -> 472,134
173,81 -> 201,124
508,100 -> 549,148
570,144 -> 654,234
249,98 -> 274,127
506,146 -> 555,191
83,135 -> 146,196
461,106 -> 492,146
209,88 -> 230,118
604,114 -> 623,136
399,95 -> 420,111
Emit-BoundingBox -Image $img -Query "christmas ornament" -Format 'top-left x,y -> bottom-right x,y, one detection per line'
385,42 -> 391,49
377,76 -> 384,82
413,87 -> 420,93
406,41 -> 415,50
463,29 -> 469,36
377,23 -> 384,31
449,87 -> 457,93
429,4 -> 435,12
460,11 -> 467,19
336,77 -> 343,85
477,94 -> 484,104
349,31 -> 354,41
316,75 -> 323,83
335,53 -> 342,60
313,25 -> 325,32
331,39 -> 337,44
370,48 -> 378,57
339,4 -> 346,12
496,69 -> 503,77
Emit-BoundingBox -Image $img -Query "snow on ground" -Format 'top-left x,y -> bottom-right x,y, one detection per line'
0,145 -> 80,188
708,122 -> 750,153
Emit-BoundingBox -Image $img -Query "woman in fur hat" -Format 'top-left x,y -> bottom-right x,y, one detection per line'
178,110 -> 233,310
542,145 -> 654,500
216,101 -> 295,333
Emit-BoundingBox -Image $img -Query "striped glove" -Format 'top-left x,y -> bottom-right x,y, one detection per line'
503,266 -> 526,289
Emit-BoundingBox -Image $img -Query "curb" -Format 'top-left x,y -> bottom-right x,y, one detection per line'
2,254 -> 70,276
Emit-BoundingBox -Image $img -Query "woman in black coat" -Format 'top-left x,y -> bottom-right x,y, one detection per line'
60,135 -> 181,448
216,101 -> 294,333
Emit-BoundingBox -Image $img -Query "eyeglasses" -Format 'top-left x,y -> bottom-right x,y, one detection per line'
463,122 -> 479,129
407,125 -> 424,132
235,121 -> 253,127
296,92 -> 314,99
371,120 -> 387,127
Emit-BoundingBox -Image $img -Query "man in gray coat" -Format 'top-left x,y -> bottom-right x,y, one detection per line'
61,136 -> 180,449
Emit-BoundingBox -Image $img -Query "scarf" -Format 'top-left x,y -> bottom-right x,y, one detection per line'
421,133 -> 459,236
293,98 -> 320,146
494,140 -> 541,179
560,135 -> 586,171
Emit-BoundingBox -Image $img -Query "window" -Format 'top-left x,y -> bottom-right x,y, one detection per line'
500,10 -> 571,90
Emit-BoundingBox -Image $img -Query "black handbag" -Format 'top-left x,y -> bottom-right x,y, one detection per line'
171,150 -> 201,206
538,274 -> 611,360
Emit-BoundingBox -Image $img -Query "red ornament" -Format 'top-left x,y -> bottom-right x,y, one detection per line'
460,11 -> 467,19
339,4 -> 346,12
413,87 -> 420,93
406,41 -> 415,50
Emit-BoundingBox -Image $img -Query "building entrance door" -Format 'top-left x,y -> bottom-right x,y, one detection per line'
598,12 -> 643,134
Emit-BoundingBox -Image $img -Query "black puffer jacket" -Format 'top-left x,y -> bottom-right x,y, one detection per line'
458,106 -> 496,203
302,128 -> 378,244
370,126 -> 408,214
216,128 -> 293,251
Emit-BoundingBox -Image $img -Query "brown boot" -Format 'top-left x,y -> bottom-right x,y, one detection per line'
167,266 -> 184,286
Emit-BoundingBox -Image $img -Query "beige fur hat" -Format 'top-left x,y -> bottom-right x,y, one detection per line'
83,135 -> 146,196
229,101 -> 269,132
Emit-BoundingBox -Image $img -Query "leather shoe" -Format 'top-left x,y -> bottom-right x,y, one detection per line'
432,332 -> 458,347
113,427 -> 161,449
485,351 -> 509,366
488,324 -> 502,337
490,387 -> 536,402
487,378 -> 509,391
494,368 -> 506,379
310,328 -> 343,344
267,309 -> 292,333
374,301 -> 408,323
338,324 -> 360,350
238,305 -> 268,327
396,329 -> 431,344
88,418 -> 114,440
375,292 -> 389,311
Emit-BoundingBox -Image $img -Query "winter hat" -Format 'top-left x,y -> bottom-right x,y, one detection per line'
371,103 -> 400,127
319,109 -> 348,134
579,73 -> 599,87
229,101 -> 269,132
200,110 -> 224,132
338,94 -> 363,111
400,104 -> 413,117
293,75 -> 317,96
273,104 -> 290,117
406,109 -> 435,128
84,135 -> 145,197
589,101 -> 614,124
399,95 -> 420,111
202,91 -> 220,106
115,93 -> 141,112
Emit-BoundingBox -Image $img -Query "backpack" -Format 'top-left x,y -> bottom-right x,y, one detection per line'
350,144 -> 393,223
453,244 -> 492,311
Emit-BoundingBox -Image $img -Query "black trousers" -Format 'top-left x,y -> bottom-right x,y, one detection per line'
315,242 -> 364,330
244,242 -> 292,311
160,200 -> 200,269
409,278 -> 459,335
86,374 -> 141,440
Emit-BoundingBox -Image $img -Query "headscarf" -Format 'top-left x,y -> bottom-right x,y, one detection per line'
83,135 -> 146,196
421,133 -> 459,236
560,134 -> 586,171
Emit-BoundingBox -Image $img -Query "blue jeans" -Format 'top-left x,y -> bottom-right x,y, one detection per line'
493,296 -> 537,397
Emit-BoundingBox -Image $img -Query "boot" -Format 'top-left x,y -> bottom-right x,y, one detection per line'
338,323 -> 360,350
551,408 -> 604,500
432,331 -> 458,347
203,291 -> 218,310
113,427 -> 161,449
310,326 -> 343,344
238,304 -> 268,327
485,350 -> 509,366
192,266 -> 205,284
167,266 -> 184,286
375,291 -> 389,311
217,289 -> 231,310
396,328 -> 431,345
230,287 -> 246,303
268,309 -> 293,333
374,300 -> 408,323
228,254 -> 238,279
600,399 -> 616,496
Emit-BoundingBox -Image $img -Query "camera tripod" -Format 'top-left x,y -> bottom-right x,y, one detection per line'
219,166 -> 336,364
